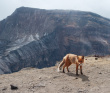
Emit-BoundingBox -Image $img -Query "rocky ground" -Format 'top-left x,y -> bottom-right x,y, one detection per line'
0,57 -> 110,93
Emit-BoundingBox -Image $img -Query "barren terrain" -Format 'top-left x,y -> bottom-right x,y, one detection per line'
0,57 -> 110,93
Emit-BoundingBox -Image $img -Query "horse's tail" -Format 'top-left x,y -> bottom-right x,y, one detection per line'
57,59 -> 65,72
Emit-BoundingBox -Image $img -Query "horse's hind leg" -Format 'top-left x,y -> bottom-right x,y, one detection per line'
63,65 -> 66,73
67,66 -> 70,72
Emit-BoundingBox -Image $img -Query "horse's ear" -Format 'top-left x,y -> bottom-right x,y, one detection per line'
77,55 -> 79,59
82,56 -> 84,59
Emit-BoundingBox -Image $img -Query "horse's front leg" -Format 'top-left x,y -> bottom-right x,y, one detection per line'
80,65 -> 83,75
76,64 -> 79,75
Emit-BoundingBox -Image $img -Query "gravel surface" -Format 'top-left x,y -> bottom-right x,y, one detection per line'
0,57 -> 110,93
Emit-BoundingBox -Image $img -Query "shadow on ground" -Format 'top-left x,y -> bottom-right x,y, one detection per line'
66,72 -> 89,81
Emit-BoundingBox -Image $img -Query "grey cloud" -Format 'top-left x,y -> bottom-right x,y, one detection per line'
0,0 -> 110,20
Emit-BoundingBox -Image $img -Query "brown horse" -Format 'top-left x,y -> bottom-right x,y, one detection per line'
58,54 -> 84,75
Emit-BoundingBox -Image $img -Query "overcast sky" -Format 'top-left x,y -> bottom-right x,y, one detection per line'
0,0 -> 110,21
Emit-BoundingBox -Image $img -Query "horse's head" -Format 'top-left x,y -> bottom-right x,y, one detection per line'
77,56 -> 84,65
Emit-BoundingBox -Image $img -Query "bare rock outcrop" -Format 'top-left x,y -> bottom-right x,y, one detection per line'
0,7 -> 110,74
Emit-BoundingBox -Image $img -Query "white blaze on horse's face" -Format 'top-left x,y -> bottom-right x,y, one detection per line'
79,63 -> 83,66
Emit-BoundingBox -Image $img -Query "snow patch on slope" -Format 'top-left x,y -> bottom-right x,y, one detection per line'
5,34 -> 40,55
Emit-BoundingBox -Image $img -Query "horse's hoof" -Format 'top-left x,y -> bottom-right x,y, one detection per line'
81,73 -> 83,75
76,74 -> 79,76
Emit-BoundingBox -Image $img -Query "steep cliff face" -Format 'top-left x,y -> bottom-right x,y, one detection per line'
0,7 -> 110,74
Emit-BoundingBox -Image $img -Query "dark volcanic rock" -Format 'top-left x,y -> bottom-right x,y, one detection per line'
0,7 -> 110,74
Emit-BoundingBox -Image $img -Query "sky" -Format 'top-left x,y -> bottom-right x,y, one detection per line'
0,0 -> 110,21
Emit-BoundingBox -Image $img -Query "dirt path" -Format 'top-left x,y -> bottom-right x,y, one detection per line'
0,57 -> 110,93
